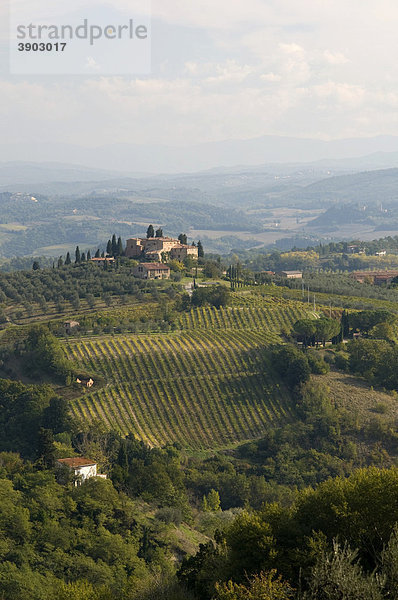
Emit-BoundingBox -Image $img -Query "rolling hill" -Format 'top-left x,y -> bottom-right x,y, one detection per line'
64,300 -> 312,450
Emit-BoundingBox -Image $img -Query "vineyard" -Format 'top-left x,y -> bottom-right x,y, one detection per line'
64,299 -> 314,450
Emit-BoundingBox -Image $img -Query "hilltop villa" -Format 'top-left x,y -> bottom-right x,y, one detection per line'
126,236 -> 198,262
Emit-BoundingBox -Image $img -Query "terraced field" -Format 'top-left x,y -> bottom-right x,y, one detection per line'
64,300 -> 313,450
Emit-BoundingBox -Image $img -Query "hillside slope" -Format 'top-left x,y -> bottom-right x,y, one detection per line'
64,300 -> 312,450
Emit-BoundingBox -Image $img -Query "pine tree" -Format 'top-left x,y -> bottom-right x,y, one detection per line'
75,246 -> 81,264
197,240 -> 204,258
65,252 -> 71,265
155,228 -> 163,238
147,224 -> 154,238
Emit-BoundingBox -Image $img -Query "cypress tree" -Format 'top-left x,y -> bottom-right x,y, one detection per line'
95,249 -> 100,258
81,252 -> 86,262
87,250 -> 91,261
146,224 -> 154,238
75,246 -> 81,264
197,240 -> 204,258
106,239 -> 112,256
65,252 -> 71,265
117,237 -> 124,257
155,228 -> 163,238
111,234 -> 117,257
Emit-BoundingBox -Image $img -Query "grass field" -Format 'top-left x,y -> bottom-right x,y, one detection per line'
64,300 -> 314,450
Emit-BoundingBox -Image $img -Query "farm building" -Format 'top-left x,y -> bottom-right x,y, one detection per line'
277,270 -> 303,279
351,271 -> 398,284
64,320 -> 80,334
56,458 -> 107,486
133,262 -> 171,280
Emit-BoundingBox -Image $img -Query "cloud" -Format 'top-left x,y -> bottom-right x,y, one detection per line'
323,50 -> 349,65
1,0 -> 398,152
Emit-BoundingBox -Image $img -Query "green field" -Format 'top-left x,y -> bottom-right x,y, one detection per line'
64,300 -> 313,449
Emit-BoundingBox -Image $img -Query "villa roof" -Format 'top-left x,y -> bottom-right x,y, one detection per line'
57,458 -> 96,468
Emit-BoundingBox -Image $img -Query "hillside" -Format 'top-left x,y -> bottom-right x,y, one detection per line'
64,300 -> 312,450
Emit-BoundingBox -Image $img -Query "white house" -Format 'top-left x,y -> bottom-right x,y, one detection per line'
56,457 -> 106,485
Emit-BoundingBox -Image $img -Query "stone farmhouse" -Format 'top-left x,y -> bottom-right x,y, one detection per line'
277,270 -> 303,279
351,270 -> 398,285
56,457 -> 107,486
134,262 -> 171,280
126,236 -> 198,262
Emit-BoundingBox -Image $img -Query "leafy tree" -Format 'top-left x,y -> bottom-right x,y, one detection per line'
314,318 -> 341,347
203,261 -> 222,279
271,345 -> 311,389
37,427 -> 56,468
292,319 -> 316,348
147,225 -> 155,238
192,286 -> 230,309
202,489 -> 221,512
214,570 -> 294,600
42,397 -> 72,435
304,540 -> 382,600
350,310 -> 395,334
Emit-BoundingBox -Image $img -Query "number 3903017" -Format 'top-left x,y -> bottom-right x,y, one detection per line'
18,43 -> 67,52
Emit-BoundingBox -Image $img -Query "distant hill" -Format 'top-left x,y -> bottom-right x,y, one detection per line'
2,135 -> 398,173
288,168 -> 398,206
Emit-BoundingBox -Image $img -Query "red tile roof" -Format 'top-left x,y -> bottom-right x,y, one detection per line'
57,458 -> 96,468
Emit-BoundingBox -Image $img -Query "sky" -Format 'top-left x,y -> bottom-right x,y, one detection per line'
1,0 -> 398,153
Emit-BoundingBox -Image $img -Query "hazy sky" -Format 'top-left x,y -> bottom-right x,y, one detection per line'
2,0 -> 398,150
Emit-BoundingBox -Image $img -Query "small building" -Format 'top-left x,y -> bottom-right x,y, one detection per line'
277,270 -> 303,279
170,245 -> 198,261
375,250 -> 387,256
56,457 -> 107,486
133,262 -> 171,280
76,377 -> 94,388
64,320 -> 80,334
